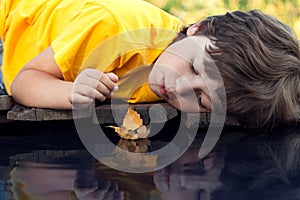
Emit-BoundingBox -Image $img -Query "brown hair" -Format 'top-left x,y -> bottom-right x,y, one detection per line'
190,10 -> 300,129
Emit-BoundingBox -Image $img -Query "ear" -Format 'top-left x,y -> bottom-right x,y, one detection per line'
186,23 -> 203,36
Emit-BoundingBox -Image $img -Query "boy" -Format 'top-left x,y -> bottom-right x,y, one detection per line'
1,0 -> 299,129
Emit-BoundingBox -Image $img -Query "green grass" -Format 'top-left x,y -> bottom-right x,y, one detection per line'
146,0 -> 300,38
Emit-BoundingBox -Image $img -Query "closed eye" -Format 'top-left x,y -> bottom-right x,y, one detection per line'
198,95 -> 205,108
189,62 -> 199,75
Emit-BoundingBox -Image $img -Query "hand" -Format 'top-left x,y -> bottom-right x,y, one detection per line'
69,69 -> 118,109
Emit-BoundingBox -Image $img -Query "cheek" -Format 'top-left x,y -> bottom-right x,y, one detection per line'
167,96 -> 200,112
169,59 -> 189,75
149,64 -> 163,84
156,51 -> 188,74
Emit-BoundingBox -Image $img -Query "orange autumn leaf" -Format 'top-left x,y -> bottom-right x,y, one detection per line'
122,107 -> 143,130
107,126 -> 139,140
107,107 -> 150,140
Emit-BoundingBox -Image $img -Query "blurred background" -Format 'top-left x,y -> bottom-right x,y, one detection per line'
146,0 -> 300,38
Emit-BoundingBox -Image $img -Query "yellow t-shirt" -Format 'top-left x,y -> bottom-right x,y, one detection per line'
0,0 -> 183,102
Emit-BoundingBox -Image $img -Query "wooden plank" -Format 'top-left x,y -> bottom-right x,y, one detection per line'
5,102 -> 240,127
93,103 -> 178,124
6,103 -> 178,124
6,104 -> 78,121
7,105 -> 37,121
0,95 -> 14,111
185,112 -> 240,128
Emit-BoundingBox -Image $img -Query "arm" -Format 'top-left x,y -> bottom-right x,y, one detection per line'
11,46 -> 73,109
11,46 -> 118,109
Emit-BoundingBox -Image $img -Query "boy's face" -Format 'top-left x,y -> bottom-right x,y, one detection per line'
149,35 -> 223,113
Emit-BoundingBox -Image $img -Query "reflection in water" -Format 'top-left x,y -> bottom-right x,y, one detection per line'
211,127 -> 300,200
115,139 -> 151,153
154,149 -> 224,200
153,126 -> 300,200
10,162 -> 124,200
6,126 -> 300,199
101,139 -> 158,169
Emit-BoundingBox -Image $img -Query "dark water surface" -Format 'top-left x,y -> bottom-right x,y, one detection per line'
0,117 -> 300,200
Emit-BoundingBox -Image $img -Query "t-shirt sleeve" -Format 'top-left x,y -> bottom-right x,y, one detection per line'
51,3 -> 120,81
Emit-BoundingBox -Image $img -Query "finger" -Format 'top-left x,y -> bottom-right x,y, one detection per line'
94,89 -> 107,101
73,84 -> 107,101
78,70 -> 118,93
69,93 -> 94,110
77,72 -> 102,89
106,72 -> 119,82
96,81 -> 111,97
98,74 -> 118,94
79,85 -> 107,101
74,84 -> 97,98
70,93 -> 93,104
106,73 -> 119,92
84,68 -> 104,80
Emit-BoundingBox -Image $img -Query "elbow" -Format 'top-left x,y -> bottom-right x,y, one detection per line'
10,78 -> 24,105
10,80 -> 17,97
10,75 -> 34,107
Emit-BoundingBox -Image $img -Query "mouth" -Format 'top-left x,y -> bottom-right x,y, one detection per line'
159,78 -> 169,98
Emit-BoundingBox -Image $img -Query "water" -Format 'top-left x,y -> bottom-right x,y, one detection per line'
0,119 -> 300,200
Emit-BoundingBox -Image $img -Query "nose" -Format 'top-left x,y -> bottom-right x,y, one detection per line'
175,76 -> 199,96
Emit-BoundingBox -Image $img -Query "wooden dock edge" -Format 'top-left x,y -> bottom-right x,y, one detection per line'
0,94 -> 240,127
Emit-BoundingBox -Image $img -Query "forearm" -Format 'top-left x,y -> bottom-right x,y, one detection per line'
11,69 -> 73,109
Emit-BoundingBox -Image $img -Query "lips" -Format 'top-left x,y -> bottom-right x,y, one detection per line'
159,78 -> 168,98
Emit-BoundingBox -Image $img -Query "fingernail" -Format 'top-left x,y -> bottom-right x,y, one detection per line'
113,85 -> 119,92
109,73 -> 119,81
114,74 -> 119,81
